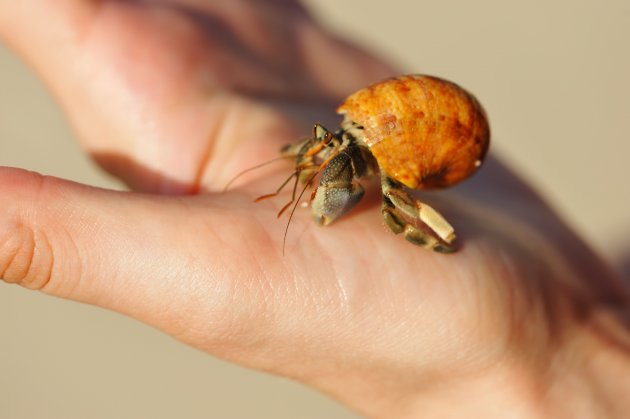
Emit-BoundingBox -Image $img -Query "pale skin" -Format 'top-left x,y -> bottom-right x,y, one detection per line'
1,1 -> 629,418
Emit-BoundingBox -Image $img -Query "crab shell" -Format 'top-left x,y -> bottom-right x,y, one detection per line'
337,75 -> 490,189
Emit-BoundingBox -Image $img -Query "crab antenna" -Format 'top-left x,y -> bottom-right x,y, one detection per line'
223,155 -> 293,192
276,168 -> 303,218
283,169 -> 320,256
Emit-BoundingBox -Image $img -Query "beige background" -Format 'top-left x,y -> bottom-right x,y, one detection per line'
1,1 -> 629,418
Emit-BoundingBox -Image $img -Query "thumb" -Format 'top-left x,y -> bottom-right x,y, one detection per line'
0,166 -> 264,345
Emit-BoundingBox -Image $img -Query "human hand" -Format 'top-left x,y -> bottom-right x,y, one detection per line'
1,1 -> 629,418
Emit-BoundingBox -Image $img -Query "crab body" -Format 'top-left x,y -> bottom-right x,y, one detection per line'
276,74 -> 490,252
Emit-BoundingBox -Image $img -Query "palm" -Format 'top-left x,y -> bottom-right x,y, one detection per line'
3,0 -> 626,412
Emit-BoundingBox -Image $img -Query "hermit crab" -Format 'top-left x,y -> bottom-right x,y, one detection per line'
253,75 -> 490,253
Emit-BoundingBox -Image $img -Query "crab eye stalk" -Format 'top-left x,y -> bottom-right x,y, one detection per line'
313,123 -> 334,144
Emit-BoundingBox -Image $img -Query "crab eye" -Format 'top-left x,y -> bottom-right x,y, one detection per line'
313,123 -> 332,143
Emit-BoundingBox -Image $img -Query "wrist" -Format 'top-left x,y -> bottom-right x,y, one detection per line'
398,306 -> 630,419
543,306 -> 630,418
329,305 -> 630,419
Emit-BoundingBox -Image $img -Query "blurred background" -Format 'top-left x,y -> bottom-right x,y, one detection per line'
1,0 -> 628,417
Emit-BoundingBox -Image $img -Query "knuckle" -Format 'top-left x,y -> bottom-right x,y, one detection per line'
0,220 -> 54,291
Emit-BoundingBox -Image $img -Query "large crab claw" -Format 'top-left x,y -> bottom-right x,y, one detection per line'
380,174 -> 456,253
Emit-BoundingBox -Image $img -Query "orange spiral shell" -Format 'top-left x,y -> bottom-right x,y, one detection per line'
337,75 -> 490,189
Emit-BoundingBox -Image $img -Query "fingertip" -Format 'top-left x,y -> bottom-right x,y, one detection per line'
0,166 -> 133,299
